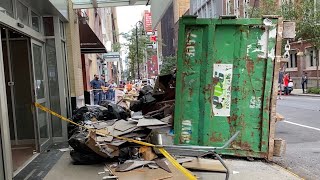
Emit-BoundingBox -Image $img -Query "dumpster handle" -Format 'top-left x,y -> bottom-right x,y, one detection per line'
155,131 -> 240,150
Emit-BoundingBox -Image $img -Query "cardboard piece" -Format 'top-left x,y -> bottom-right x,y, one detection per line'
139,146 -> 158,161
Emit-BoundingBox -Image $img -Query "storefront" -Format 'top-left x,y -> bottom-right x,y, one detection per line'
0,0 -> 70,179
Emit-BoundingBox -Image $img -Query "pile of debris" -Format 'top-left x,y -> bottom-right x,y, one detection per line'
68,104 -> 173,165
68,72 -> 177,166
66,71 -> 231,179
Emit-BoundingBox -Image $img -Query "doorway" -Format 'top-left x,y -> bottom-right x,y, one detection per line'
1,26 -> 36,172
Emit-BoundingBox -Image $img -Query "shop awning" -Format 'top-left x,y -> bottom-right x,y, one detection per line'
79,22 -> 107,54
72,0 -> 172,31
72,0 -> 148,9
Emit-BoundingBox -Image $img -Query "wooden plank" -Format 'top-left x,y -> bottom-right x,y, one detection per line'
273,138 -> 286,157
268,17 -> 284,160
182,158 -> 227,172
276,113 -> 285,122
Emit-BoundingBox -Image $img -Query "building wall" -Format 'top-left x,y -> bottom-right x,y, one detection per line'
161,2 -> 175,57
174,0 -> 190,24
286,41 -> 320,88
65,1 -> 84,108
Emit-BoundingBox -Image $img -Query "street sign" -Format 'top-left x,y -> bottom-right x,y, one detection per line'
103,52 -> 120,62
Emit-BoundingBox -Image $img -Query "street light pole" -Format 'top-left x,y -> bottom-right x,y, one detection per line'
135,21 -> 144,80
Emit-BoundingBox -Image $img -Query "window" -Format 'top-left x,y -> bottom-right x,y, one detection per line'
226,0 -> 231,15
289,52 -> 297,68
0,0 -> 14,17
43,17 -> 54,36
243,0 -> 250,18
59,20 -> 65,39
17,1 -> 29,25
310,50 -> 314,66
234,0 -> 240,17
306,48 -> 317,67
32,11 -> 40,32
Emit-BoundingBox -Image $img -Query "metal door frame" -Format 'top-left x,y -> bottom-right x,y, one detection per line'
0,24 -> 13,180
30,39 -> 52,151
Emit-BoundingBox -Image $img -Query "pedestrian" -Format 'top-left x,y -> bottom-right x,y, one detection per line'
278,69 -> 284,100
100,74 -> 107,101
90,74 -> 102,105
126,81 -> 133,92
106,80 -> 112,100
283,72 -> 290,95
301,72 -> 308,94
110,80 -> 117,101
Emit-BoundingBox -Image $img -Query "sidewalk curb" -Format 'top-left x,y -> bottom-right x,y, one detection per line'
272,163 -> 305,180
291,94 -> 320,97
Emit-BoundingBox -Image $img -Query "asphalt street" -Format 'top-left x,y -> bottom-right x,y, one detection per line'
275,96 -> 320,180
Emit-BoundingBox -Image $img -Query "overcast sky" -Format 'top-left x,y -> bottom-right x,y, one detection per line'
116,5 -> 150,69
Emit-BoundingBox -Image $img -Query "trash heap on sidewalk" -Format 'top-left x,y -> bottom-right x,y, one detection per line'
67,72 -> 178,168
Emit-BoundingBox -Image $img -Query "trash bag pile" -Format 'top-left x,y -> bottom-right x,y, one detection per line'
68,73 -> 176,167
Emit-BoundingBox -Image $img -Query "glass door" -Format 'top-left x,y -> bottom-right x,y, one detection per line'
31,40 -> 52,150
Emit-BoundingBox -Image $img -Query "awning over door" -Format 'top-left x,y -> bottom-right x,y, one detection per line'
79,22 -> 107,54
73,0 -> 172,31
72,0 -> 148,9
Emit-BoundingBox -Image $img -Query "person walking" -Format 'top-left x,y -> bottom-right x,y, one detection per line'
100,74 -> 107,102
109,80 -> 117,101
278,69 -> 284,99
90,74 -> 102,105
283,72 -> 290,95
301,72 -> 308,94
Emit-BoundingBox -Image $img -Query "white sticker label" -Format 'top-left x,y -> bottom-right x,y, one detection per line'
212,64 -> 233,117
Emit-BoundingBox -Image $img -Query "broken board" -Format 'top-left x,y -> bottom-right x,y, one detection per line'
114,120 -> 137,132
137,118 -> 167,127
182,158 -> 227,172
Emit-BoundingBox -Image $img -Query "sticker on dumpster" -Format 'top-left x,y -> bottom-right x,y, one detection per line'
249,96 -> 261,109
212,64 -> 233,117
181,120 -> 192,144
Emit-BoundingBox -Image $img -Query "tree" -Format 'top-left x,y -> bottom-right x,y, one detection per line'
160,56 -> 176,75
250,0 -> 320,88
121,27 -> 149,80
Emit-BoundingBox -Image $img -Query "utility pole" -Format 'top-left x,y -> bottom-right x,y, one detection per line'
135,21 -> 144,80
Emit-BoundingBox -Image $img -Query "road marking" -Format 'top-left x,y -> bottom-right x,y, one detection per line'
284,120 -> 320,132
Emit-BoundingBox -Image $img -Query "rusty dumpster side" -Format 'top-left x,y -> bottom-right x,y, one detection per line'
174,16 -> 283,160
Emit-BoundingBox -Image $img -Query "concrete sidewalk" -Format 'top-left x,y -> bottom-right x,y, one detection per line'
44,153 -> 302,180
291,89 -> 320,97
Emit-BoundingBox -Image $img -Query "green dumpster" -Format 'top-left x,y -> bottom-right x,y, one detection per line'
174,16 -> 283,159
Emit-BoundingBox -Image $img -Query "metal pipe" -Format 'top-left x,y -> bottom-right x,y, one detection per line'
213,152 -> 230,180
156,131 -> 240,150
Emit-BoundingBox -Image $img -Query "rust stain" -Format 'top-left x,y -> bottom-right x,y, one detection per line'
241,142 -> 252,150
251,131 -> 254,137
216,60 -> 222,64
230,115 -> 238,122
246,60 -> 254,74
210,132 -> 224,142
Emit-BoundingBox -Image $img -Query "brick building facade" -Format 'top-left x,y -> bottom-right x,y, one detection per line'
286,41 -> 320,88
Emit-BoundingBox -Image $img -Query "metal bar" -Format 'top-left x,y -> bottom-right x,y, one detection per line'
5,29 -> 19,145
156,131 -> 240,150
213,152 -> 230,180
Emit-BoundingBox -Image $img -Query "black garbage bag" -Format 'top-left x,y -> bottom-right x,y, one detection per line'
68,131 -> 92,153
71,105 -> 116,122
107,103 -> 130,120
70,150 -> 107,165
67,123 -> 80,139
130,95 -> 157,112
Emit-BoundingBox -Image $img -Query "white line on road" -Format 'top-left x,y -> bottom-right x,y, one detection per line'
284,120 -> 320,132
